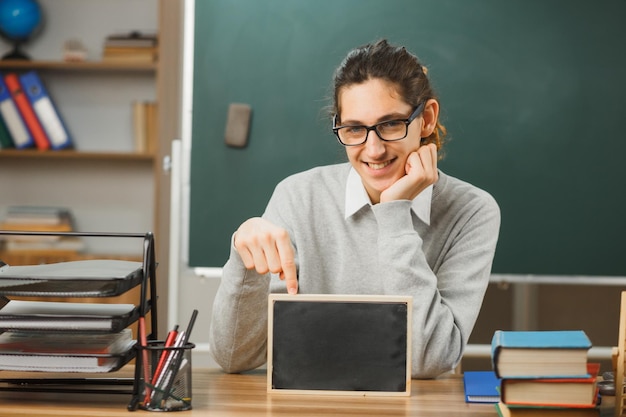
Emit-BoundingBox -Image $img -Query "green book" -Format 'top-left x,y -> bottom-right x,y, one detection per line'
0,114 -> 14,149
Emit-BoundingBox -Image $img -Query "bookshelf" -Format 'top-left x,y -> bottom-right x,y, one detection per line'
0,0 -> 183,336
0,0 -> 176,251
0,60 -> 156,71
0,149 -> 155,161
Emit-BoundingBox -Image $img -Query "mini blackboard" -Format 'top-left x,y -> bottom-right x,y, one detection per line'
267,294 -> 412,396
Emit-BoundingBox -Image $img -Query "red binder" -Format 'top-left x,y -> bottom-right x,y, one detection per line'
4,73 -> 50,150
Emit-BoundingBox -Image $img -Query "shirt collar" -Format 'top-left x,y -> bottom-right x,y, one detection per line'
344,167 -> 432,224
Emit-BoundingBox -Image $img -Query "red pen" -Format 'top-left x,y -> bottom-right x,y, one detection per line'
143,324 -> 179,404
138,317 -> 151,399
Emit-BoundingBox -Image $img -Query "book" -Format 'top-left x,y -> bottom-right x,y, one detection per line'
463,370 -> 500,403
3,205 -> 74,226
145,101 -> 157,153
3,236 -> 85,253
0,298 -> 137,332
491,330 -> 591,378
102,49 -> 156,64
19,71 -> 73,150
0,205 -> 76,245
0,220 -> 74,246
0,72 -> 33,149
104,31 -> 158,48
102,32 -> 158,64
132,100 -> 147,152
501,363 -> 600,407
4,72 -> 51,150
0,222 -> 73,233
0,328 -> 133,354
0,352 -> 129,373
495,401 -> 600,416
132,101 -> 157,153
0,328 -> 135,372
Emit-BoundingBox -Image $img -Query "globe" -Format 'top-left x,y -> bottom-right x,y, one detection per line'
0,0 -> 43,60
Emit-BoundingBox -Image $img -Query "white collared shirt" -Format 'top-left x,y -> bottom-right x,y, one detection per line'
344,167 -> 432,225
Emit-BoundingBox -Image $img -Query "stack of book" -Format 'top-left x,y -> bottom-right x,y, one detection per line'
0,327 -> 135,373
0,206 -> 84,254
102,31 -> 158,64
491,330 -> 600,416
0,70 -> 73,151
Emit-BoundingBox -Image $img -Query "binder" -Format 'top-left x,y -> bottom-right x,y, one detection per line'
0,73 -> 33,149
19,71 -> 73,150
0,114 -> 14,148
4,72 -> 51,150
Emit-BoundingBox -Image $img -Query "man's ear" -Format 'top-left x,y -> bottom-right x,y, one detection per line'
420,99 -> 439,137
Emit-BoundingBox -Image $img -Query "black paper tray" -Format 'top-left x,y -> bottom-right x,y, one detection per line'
0,298 -> 141,333
0,259 -> 143,297
0,344 -> 137,373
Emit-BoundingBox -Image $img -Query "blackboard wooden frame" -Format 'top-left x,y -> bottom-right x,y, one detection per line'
267,294 -> 412,396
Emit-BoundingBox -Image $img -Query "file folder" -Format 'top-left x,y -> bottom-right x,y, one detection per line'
20,71 -> 73,150
0,72 -> 33,149
4,72 -> 51,150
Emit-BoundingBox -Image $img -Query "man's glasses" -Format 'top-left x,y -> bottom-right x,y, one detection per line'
332,102 -> 425,146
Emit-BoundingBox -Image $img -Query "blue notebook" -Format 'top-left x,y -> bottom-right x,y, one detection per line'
463,371 -> 500,403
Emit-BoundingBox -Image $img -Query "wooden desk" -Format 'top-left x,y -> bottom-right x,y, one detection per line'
0,368 -> 614,417
0,368 -> 490,417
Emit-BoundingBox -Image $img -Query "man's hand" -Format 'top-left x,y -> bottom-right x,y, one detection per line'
234,217 -> 298,294
380,143 -> 438,203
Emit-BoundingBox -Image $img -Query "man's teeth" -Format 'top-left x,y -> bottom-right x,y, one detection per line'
368,161 -> 390,170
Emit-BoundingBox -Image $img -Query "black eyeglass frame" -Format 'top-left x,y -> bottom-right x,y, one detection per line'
332,101 -> 426,146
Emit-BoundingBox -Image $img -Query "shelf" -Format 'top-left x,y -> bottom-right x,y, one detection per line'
0,149 -> 155,162
0,60 -> 156,72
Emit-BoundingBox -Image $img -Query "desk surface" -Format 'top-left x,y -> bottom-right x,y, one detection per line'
0,368 -> 614,417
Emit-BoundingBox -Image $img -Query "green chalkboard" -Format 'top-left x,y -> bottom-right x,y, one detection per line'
189,0 -> 626,276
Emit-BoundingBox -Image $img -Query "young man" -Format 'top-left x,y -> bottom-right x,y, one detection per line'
209,39 -> 500,378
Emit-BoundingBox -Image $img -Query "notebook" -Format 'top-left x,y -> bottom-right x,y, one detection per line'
463,370 -> 500,403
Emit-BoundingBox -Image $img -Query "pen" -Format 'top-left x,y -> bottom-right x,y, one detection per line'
143,324 -> 178,404
149,330 -> 185,405
138,316 -> 150,393
150,309 -> 198,408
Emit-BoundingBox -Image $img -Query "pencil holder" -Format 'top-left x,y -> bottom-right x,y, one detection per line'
136,340 -> 195,411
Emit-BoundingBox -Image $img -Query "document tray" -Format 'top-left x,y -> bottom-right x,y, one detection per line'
0,345 -> 136,373
0,260 -> 143,297
0,299 -> 140,333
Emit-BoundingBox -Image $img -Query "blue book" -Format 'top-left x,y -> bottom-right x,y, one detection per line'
19,71 -> 73,150
463,370 -> 500,403
0,72 -> 34,149
491,330 -> 591,379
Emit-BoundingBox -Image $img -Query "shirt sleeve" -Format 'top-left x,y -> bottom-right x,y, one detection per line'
208,244 -> 271,373
208,182 -> 293,374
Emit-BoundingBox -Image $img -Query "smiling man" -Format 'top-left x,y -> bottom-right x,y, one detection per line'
209,39 -> 501,379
